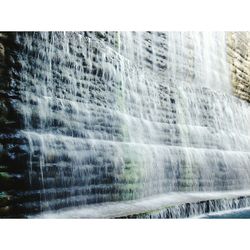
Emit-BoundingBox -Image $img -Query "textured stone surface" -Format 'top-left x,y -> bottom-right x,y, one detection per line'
227,32 -> 250,102
1,32 -> 250,218
0,32 -> 12,216
0,32 -> 28,217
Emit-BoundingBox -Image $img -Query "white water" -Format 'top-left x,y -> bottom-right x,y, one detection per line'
34,190 -> 250,218
12,32 -> 250,215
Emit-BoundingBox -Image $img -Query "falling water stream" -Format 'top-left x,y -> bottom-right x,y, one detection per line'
9,32 -> 250,217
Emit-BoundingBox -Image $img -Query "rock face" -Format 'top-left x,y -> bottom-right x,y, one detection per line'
1,32 -> 250,218
227,32 -> 250,103
0,32 -> 30,217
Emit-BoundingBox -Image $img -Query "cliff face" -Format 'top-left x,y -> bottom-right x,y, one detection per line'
0,32 -> 14,217
1,32 -> 250,218
0,33 -> 31,217
227,32 -> 250,103
0,33 -> 10,216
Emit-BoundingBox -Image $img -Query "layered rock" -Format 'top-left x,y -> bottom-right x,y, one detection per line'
227,32 -> 250,102
0,33 -> 30,217
1,32 -> 250,218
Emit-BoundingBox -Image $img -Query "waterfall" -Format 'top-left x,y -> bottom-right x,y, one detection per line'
4,31 -> 250,216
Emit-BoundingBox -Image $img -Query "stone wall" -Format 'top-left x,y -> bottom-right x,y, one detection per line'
1,32 -> 250,218
0,33 -> 30,217
227,32 -> 250,102
0,32 -> 13,217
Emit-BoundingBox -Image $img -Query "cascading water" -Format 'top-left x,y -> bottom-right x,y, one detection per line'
3,31 -> 250,217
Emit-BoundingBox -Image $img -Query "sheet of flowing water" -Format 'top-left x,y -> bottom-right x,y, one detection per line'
11,32 -> 250,214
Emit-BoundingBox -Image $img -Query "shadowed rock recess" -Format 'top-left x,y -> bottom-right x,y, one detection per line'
1,31 -> 250,218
